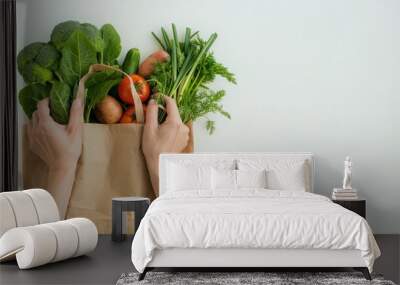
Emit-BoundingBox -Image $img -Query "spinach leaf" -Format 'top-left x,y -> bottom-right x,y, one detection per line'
84,71 -> 121,123
85,69 -> 120,88
100,24 -> 121,64
19,21 -> 128,124
50,81 -> 71,124
58,30 -> 98,86
51,21 -> 81,50
80,23 -> 104,53
52,21 -> 103,54
19,83 -> 51,118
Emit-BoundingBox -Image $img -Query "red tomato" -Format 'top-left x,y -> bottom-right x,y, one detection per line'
118,74 -> 150,105
119,105 -> 147,124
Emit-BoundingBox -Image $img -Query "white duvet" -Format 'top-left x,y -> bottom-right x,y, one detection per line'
131,190 -> 380,273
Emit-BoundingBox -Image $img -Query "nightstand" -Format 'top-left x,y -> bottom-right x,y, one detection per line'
332,199 -> 366,218
112,197 -> 150,242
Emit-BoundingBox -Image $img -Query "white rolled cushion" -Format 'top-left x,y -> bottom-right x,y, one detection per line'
42,221 -> 79,262
211,168 -> 236,190
0,226 -> 57,269
65,218 -> 98,257
237,169 -> 267,188
23,189 -> 59,223
0,196 -> 17,237
0,218 -> 97,269
0,191 -> 39,227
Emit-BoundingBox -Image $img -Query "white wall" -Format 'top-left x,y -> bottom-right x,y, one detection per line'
16,0 -> 400,233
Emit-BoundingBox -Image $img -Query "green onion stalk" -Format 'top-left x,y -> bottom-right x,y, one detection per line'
149,24 -> 236,134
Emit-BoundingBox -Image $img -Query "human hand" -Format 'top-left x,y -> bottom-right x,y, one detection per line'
27,97 -> 83,171
27,97 -> 83,217
142,96 -> 189,195
142,96 -> 189,159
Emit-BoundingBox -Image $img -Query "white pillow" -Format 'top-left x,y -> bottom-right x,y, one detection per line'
211,168 -> 236,190
238,159 -> 307,191
267,164 -> 306,191
237,169 -> 267,188
167,163 -> 212,191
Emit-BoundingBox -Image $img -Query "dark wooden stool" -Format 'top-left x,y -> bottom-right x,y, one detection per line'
112,197 -> 150,242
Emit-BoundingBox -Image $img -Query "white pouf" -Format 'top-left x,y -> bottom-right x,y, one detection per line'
42,221 -> 79,262
0,189 -> 98,269
0,196 -> 17,237
0,189 -> 59,235
0,218 -> 97,269
0,191 -> 39,227
24,189 -> 60,223
65,218 -> 98,257
0,225 -> 57,268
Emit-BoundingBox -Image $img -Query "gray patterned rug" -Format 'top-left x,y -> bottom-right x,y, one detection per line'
116,272 -> 396,285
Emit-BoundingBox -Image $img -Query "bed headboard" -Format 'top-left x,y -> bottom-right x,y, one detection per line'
159,152 -> 314,196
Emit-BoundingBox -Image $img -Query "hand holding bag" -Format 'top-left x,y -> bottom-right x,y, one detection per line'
23,64 -> 155,234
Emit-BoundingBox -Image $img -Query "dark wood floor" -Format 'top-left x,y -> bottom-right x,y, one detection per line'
374,234 -> 400,284
0,236 -> 134,285
0,235 -> 398,285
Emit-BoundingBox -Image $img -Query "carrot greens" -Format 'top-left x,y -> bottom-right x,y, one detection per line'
149,24 -> 236,134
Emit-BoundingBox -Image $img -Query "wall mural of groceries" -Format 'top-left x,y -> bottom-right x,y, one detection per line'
18,21 -> 236,233
17,21 -> 236,132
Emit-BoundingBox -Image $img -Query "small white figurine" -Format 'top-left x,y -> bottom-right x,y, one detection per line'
342,156 -> 352,190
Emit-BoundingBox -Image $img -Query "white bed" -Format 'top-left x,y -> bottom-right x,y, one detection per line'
131,153 -> 380,280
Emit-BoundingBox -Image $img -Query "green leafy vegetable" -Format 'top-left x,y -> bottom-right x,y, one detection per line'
49,81 -> 72,124
18,84 -> 51,118
58,29 -> 98,86
84,70 -> 122,122
17,42 -> 59,84
35,43 -> 60,70
18,20 -> 236,131
21,63 -> 54,85
100,24 -> 121,64
18,20 -> 124,123
150,24 -> 236,133
51,21 -> 103,52
179,89 -> 231,134
80,23 -> 104,53
50,21 -> 81,50
85,69 -> 120,88
51,21 -> 104,69
206,120 -> 215,135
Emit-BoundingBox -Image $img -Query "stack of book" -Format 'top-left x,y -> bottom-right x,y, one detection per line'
332,188 -> 358,200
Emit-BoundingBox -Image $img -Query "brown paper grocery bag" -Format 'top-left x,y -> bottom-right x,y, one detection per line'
23,64 -> 154,233
23,64 -> 195,233
23,123 -> 154,233
67,123 -> 155,233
